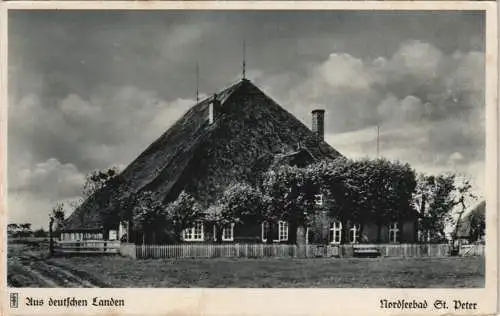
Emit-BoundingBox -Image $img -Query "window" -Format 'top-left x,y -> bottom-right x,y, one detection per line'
278,221 -> 288,241
108,230 -> 117,241
349,224 -> 360,244
315,194 -> 323,206
389,222 -> 400,243
418,229 -> 430,243
222,223 -> 234,241
262,221 -> 288,242
193,222 -> 203,240
183,222 -> 204,241
329,221 -> 342,244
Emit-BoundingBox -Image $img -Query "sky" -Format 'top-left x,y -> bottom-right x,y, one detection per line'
8,10 -> 486,229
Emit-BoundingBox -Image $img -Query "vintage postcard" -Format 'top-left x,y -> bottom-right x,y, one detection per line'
1,1 -> 498,315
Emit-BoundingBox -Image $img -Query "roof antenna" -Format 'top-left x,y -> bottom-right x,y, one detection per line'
196,61 -> 200,103
242,39 -> 246,80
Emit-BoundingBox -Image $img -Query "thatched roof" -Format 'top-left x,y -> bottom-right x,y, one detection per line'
456,200 -> 486,238
64,79 -> 342,231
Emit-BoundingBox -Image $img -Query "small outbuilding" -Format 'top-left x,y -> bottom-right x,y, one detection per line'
455,200 -> 486,244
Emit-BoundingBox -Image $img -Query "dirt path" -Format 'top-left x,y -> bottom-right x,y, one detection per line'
10,252 -> 103,288
44,259 -> 112,288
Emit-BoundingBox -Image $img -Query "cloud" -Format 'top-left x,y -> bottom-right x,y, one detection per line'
8,158 -> 86,227
376,94 -> 428,123
10,158 -> 85,199
318,53 -> 373,90
8,194 -> 54,228
9,85 -> 197,172
263,40 -> 484,167
448,152 -> 466,169
385,40 -> 443,82
279,40 -> 485,201
326,122 -> 485,200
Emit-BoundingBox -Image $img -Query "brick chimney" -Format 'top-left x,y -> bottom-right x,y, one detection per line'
209,94 -> 220,125
311,109 -> 325,140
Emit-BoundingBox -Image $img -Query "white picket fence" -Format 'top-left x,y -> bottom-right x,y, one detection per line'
122,243 -> 325,259
376,243 -> 450,257
119,243 -> 456,259
459,244 -> 485,257
55,240 -> 121,254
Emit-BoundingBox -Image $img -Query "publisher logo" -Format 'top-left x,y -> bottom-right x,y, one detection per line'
10,293 -> 19,308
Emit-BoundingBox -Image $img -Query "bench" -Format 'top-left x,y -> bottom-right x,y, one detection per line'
353,245 -> 381,258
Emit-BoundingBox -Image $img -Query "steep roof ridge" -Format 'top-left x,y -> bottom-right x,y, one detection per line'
140,118 -> 217,195
242,81 -> 341,159
130,81 -> 268,206
64,81 -> 245,230
116,100 -> 208,188
116,80 -> 244,187
130,80 -> 245,193
138,81 -> 247,199
190,79 -> 243,107
215,79 -> 244,103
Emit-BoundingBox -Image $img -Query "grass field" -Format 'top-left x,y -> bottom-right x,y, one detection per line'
8,241 -> 485,288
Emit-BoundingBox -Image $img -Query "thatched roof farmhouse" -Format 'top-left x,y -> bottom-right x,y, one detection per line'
63,79 -> 342,235
455,200 -> 486,243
